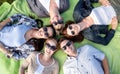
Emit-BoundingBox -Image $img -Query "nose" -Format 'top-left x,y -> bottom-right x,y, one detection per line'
57,24 -> 63,29
66,46 -> 71,51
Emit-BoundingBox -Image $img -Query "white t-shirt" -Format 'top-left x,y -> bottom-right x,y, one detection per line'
39,0 -> 59,12
34,53 -> 44,74
90,5 -> 116,25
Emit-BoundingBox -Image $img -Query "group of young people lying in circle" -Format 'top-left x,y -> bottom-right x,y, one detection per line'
0,0 -> 119,74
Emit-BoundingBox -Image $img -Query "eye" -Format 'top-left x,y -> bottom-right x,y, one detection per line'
45,33 -> 49,37
51,46 -> 56,51
58,20 -> 64,24
62,46 -> 66,50
46,43 -> 50,47
68,26 -> 72,30
66,41 -> 71,46
53,22 -> 57,25
43,27 -> 47,31
71,31 -> 75,35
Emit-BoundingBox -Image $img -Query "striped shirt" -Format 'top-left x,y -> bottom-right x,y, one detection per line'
63,45 -> 105,74
39,0 -> 60,12
90,5 -> 116,25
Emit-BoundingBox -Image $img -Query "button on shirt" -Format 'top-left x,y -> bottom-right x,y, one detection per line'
63,45 -> 105,74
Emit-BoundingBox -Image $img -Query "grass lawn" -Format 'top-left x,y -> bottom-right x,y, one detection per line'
0,0 -> 14,5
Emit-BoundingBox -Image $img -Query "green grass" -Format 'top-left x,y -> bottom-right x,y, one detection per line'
0,0 -> 14,5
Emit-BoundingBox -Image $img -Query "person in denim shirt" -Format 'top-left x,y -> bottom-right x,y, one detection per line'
0,14 -> 56,59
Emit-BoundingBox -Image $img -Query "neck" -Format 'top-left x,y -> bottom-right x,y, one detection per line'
42,53 -> 52,62
69,50 -> 77,57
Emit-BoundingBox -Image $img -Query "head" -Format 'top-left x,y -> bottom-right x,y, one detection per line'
50,15 -> 64,31
34,25 -> 56,39
44,38 -> 58,56
61,20 -> 84,42
59,38 -> 76,57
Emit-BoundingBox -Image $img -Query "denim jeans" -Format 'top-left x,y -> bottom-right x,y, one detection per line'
82,25 -> 115,45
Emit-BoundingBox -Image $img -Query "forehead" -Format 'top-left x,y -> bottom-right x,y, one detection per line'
46,39 -> 57,45
60,40 -> 69,47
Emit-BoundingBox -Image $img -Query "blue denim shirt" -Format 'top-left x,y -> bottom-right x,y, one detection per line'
0,14 -> 37,47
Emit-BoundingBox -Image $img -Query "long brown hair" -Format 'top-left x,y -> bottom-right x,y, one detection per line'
60,20 -> 84,42
26,38 -> 45,51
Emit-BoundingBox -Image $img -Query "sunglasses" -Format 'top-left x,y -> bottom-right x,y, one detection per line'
43,27 -> 49,37
68,26 -> 75,35
52,20 -> 64,25
62,41 -> 71,50
46,43 -> 56,51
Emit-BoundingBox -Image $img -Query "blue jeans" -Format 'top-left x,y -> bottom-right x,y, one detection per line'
82,25 -> 115,45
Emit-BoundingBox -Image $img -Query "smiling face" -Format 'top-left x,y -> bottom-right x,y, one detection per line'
52,20 -> 64,31
66,24 -> 80,36
51,15 -> 64,31
35,27 -> 54,39
44,38 -> 57,56
60,39 -> 76,56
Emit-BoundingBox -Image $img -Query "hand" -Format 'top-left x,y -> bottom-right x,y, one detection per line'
0,18 -> 11,30
111,17 -> 118,30
99,0 -> 111,6
0,23 -> 4,30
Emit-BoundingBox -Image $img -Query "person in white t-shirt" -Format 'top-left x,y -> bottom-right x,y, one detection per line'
19,38 -> 59,74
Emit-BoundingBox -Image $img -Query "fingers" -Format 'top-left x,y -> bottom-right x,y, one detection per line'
111,16 -> 118,30
100,0 -> 111,6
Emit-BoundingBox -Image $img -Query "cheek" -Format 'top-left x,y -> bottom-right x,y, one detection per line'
66,29 -> 71,35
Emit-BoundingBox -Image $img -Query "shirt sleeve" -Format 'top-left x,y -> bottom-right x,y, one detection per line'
83,45 -> 105,61
9,14 -> 37,27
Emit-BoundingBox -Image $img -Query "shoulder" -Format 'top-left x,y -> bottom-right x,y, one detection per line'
78,44 -> 98,52
80,44 -> 95,49
27,51 -> 40,59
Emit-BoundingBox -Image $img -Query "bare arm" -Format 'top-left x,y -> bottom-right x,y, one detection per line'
49,0 -> 62,23
102,57 -> 110,74
99,0 -> 110,6
0,18 -> 11,30
111,16 -> 118,30
19,60 -> 29,74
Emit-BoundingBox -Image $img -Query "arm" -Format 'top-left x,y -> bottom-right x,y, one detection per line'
19,52 -> 32,74
110,17 -> 118,30
0,18 -> 11,30
82,26 -> 115,45
102,57 -> 110,74
10,14 -> 37,27
49,0 -> 62,23
19,60 -> 29,74
99,0 -> 110,6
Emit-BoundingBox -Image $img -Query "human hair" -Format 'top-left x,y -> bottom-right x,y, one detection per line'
45,25 -> 57,38
60,20 -> 84,42
26,38 -> 45,51
29,15 -> 43,28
